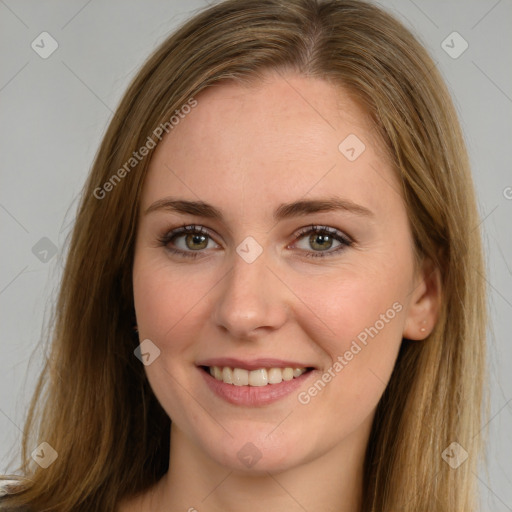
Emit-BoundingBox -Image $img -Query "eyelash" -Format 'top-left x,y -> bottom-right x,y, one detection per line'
157,224 -> 353,259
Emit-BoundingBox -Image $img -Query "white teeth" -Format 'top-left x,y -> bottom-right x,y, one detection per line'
233,368 -> 249,386
222,367 -> 234,384
267,368 -> 283,384
208,366 -> 307,386
292,368 -> 304,377
248,369 -> 268,387
282,367 -> 294,381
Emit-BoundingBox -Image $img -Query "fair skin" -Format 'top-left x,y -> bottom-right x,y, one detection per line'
121,72 -> 440,512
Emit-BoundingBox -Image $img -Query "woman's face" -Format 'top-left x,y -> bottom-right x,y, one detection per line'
133,73 -> 431,472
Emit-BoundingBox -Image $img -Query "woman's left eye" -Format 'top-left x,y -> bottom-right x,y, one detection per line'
290,225 -> 353,258
158,224 -> 353,259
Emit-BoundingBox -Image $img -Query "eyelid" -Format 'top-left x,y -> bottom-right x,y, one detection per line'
158,223 -> 353,259
288,224 -> 353,258
159,224 -> 221,247
291,224 -> 353,245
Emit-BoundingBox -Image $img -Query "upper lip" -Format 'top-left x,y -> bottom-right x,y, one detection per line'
197,357 -> 314,371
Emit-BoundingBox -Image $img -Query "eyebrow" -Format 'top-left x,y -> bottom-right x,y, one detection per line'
144,196 -> 374,220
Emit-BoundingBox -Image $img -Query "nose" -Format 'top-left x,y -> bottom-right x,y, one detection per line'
212,249 -> 289,340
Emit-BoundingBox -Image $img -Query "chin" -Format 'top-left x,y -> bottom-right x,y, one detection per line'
197,424 -> 312,474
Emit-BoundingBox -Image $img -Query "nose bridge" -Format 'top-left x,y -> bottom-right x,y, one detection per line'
213,245 -> 287,338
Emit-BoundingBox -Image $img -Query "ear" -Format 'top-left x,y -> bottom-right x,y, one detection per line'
402,257 -> 442,340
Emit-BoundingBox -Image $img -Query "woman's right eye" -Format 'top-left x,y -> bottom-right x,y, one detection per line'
158,225 -> 219,259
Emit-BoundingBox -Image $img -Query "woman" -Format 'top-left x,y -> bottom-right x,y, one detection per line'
0,0 -> 488,510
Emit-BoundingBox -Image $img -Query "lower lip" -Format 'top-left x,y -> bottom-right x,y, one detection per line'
199,367 -> 313,406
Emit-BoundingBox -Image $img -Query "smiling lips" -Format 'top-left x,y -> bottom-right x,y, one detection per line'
197,358 -> 314,406
208,366 -> 307,386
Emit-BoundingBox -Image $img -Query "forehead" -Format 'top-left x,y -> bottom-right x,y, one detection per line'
141,73 -> 400,220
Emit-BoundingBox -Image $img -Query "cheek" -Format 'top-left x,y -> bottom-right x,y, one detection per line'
288,260 -> 409,417
132,257 -> 214,421
133,255 -> 212,348
288,260 -> 408,353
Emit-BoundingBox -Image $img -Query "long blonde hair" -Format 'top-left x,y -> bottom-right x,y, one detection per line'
1,0 -> 487,510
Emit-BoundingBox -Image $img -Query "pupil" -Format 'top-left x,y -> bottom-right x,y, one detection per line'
310,233 -> 332,251
187,233 -> 207,250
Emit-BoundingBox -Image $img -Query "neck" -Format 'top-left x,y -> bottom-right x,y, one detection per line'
148,420 -> 370,512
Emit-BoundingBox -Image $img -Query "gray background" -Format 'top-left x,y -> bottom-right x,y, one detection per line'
0,0 -> 511,509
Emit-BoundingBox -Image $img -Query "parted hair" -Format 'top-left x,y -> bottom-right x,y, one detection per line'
1,0 -> 487,510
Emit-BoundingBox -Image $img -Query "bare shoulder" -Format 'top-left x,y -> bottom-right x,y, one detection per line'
0,478 -> 23,499
0,479 -> 31,511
